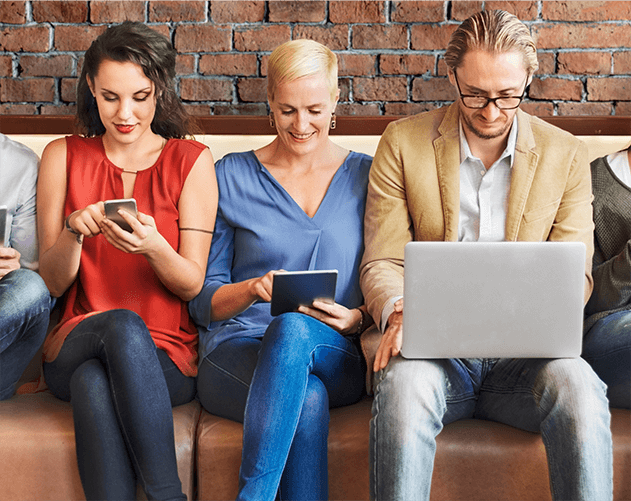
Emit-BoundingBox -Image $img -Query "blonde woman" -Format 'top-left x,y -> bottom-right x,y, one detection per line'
189,39 -> 373,500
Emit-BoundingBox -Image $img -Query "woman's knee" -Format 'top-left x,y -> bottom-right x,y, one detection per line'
265,312 -> 318,351
88,309 -> 154,352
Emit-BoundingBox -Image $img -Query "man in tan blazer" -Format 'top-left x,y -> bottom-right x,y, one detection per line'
360,10 -> 612,501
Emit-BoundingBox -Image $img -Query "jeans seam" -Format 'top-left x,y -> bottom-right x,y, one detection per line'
203,356 -> 252,390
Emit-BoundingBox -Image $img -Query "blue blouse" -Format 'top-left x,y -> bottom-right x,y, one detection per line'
189,150 -> 373,360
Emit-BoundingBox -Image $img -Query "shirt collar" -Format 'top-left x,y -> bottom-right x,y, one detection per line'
459,115 -> 518,169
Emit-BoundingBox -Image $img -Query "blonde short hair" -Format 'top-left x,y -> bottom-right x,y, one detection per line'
267,39 -> 338,103
444,10 -> 538,76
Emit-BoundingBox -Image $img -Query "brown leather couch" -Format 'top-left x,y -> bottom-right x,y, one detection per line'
1,116 -> 630,501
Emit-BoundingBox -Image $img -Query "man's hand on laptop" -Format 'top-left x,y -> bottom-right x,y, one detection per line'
374,298 -> 404,372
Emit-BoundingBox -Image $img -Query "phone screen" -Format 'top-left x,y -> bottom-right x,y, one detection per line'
104,199 -> 137,232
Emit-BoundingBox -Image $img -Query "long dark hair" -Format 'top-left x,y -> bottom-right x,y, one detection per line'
76,21 -> 193,138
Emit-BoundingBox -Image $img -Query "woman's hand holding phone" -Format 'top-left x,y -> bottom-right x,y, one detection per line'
66,202 -> 106,238
100,210 -> 166,256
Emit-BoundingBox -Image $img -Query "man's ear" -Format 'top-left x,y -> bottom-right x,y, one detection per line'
447,68 -> 456,87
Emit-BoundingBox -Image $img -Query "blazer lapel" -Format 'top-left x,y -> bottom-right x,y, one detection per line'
505,110 -> 539,241
435,104 -> 461,241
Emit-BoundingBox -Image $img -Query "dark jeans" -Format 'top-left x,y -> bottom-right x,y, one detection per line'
44,309 -> 195,501
0,268 -> 50,400
197,312 -> 365,501
583,310 -> 631,409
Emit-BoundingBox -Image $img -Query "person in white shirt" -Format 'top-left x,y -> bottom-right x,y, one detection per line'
0,133 -> 50,400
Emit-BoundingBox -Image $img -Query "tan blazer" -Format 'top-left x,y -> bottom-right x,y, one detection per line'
359,104 -> 594,385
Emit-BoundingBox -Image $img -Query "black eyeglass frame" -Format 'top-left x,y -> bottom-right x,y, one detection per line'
453,71 -> 529,110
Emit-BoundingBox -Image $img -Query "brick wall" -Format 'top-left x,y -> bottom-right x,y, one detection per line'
1,1 -> 631,117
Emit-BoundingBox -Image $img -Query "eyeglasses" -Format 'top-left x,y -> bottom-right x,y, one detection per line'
453,71 -> 528,110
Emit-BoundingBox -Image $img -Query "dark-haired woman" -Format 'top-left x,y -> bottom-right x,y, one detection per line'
37,22 -> 217,500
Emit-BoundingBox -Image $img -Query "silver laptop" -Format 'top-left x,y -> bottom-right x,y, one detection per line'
401,241 -> 585,359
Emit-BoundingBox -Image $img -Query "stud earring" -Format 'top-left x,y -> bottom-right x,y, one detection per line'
269,113 -> 275,128
330,113 -> 337,130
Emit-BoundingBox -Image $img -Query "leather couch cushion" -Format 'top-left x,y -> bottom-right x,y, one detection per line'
196,398 -> 631,501
0,392 -> 200,500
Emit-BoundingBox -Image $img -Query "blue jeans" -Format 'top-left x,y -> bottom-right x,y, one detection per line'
0,268 -> 50,400
371,356 -> 612,501
197,313 -> 365,501
583,310 -> 631,409
43,309 -> 195,501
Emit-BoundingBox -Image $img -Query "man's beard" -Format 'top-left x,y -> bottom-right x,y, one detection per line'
461,111 -> 512,140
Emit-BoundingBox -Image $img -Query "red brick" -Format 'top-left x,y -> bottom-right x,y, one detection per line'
557,101 -> 613,116
520,101 -> 554,117
385,102 -> 439,115
149,1 -> 206,22
335,103 -> 380,116
180,78 -> 233,102
412,78 -> 457,101
213,103 -> 268,115
55,25 -> 107,51
293,25 -> 349,51
0,56 -> 12,77
329,1 -> 385,23
451,1 -> 483,21
61,78 -> 78,103
147,25 -> 170,41
237,77 -> 266,102
615,102 -> 631,115
269,1 -> 326,22
533,24 -> 631,50
558,52 -> 611,76
353,77 -> 407,102
613,52 -> 631,75
211,1 -> 265,23
235,26 -> 291,52
0,78 -> 55,102
0,1 -> 27,24
41,104 -> 76,115
176,55 -> 196,76
529,77 -> 583,101
183,104 -> 212,116
200,54 -> 258,76
19,55 -> 73,77
380,54 -> 434,76
411,25 -> 458,51
90,1 -> 145,23
175,25 -> 231,53
391,1 -> 444,22
353,25 -> 407,50
436,57 -> 449,76
587,77 -> 631,101
535,52 -> 555,75
0,103 -> 37,114
485,1 -> 538,20
543,1 -> 631,21
32,1 -> 88,23
0,26 -> 50,52
337,54 -> 376,76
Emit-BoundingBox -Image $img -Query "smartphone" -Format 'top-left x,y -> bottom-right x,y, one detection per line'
0,206 -> 7,247
104,198 -> 138,232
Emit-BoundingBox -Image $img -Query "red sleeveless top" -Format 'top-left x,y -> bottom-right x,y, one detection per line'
42,135 -> 206,377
